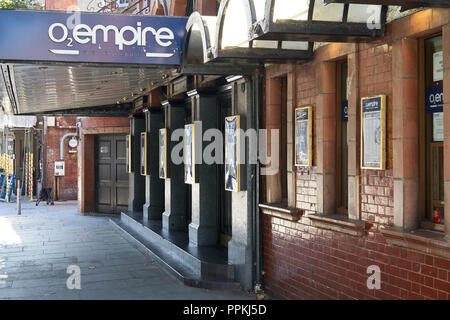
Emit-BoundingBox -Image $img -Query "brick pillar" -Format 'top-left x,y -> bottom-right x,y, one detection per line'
265,77 -> 282,203
316,61 -> 337,215
443,25 -> 450,237
391,38 -> 420,230
348,47 -> 361,220
287,72 -> 297,207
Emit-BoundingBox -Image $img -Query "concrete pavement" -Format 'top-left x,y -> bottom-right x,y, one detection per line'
0,199 -> 255,300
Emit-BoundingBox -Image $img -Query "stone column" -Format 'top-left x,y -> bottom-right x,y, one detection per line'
162,100 -> 188,231
315,61 -> 337,215
392,38 -> 420,230
188,94 -> 219,246
348,45 -> 361,220
128,116 -> 146,213
143,108 -> 165,221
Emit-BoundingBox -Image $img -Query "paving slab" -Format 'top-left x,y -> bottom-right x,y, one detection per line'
0,199 -> 255,300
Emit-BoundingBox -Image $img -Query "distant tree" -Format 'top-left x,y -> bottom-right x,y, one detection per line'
0,0 -> 43,9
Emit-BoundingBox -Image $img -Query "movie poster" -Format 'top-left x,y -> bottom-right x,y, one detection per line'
159,129 -> 167,179
295,107 -> 312,167
126,134 -> 131,173
140,132 -> 147,176
225,116 -> 240,192
361,95 -> 386,170
184,124 -> 195,184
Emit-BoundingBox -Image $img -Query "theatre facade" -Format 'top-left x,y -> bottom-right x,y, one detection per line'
0,0 -> 449,298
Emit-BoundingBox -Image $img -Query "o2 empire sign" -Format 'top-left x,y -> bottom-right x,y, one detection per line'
0,10 -> 188,65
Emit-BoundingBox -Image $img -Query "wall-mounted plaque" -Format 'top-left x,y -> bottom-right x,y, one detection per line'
140,132 -> 147,176
54,161 -> 65,177
361,95 -> 386,170
295,106 -> 313,167
184,124 -> 195,184
126,134 -> 132,173
225,116 -> 240,192
159,128 -> 167,179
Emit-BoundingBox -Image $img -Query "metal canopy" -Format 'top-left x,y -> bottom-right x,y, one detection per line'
324,0 -> 450,9
0,63 -> 173,115
0,9 -> 186,115
182,0 -> 313,75
250,0 -> 387,42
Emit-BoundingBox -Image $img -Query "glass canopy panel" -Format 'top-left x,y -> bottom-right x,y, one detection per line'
253,0 -> 266,21
203,16 -> 217,49
253,40 -> 278,49
347,4 -> 382,24
312,0 -> 344,22
281,41 -> 309,50
273,0 -> 310,22
221,0 -> 250,49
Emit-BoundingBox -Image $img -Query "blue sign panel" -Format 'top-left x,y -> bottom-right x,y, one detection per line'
426,85 -> 443,113
362,96 -> 382,113
342,100 -> 348,122
0,10 -> 188,65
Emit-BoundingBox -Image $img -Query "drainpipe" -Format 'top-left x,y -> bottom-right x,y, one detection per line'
60,133 -> 77,160
253,69 -> 263,293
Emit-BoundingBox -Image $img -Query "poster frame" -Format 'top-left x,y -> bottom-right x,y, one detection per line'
140,132 -> 148,176
294,106 -> 313,167
224,115 -> 241,192
360,94 -> 386,170
184,124 -> 196,184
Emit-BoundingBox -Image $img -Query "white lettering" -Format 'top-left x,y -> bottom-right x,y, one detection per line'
49,21 -> 176,53
156,27 -> 174,47
49,23 -> 68,43
73,24 -> 92,44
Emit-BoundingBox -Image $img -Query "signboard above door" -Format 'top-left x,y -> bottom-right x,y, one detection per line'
0,10 -> 187,66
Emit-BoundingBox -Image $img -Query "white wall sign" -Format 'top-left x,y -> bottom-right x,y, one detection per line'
433,112 -> 444,142
433,51 -> 443,82
55,161 -> 65,176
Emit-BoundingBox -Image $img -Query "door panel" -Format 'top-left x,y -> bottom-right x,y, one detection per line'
95,134 -> 129,214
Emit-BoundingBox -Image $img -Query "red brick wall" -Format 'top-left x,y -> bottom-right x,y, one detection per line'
79,117 -> 130,129
45,0 -> 78,10
263,213 -> 449,300
78,117 -> 130,214
45,116 -> 78,201
262,11 -> 450,300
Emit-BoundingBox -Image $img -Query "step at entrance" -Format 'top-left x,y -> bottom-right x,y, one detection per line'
109,211 -> 240,290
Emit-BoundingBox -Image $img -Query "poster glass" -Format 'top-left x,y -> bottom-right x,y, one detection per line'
225,116 -> 240,192
184,124 -> 195,184
159,129 -> 167,179
295,106 -> 313,167
126,134 -> 131,173
361,95 -> 386,170
140,132 -> 147,176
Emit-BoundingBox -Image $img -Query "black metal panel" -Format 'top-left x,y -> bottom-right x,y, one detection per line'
20,103 -> 133,117
324,0 -> 450,8
254,20 -> 385,42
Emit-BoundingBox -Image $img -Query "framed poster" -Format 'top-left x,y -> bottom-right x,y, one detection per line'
361,95 -> 386,170
140,132 -> 147,176
159,128 -> 167,179
126,134 -> 132,173
295,106 -> 313,167
225,115 -> 240,192
184,124 -> 195,184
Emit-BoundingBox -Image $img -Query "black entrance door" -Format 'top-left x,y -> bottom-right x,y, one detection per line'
95,134 -> 129,214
